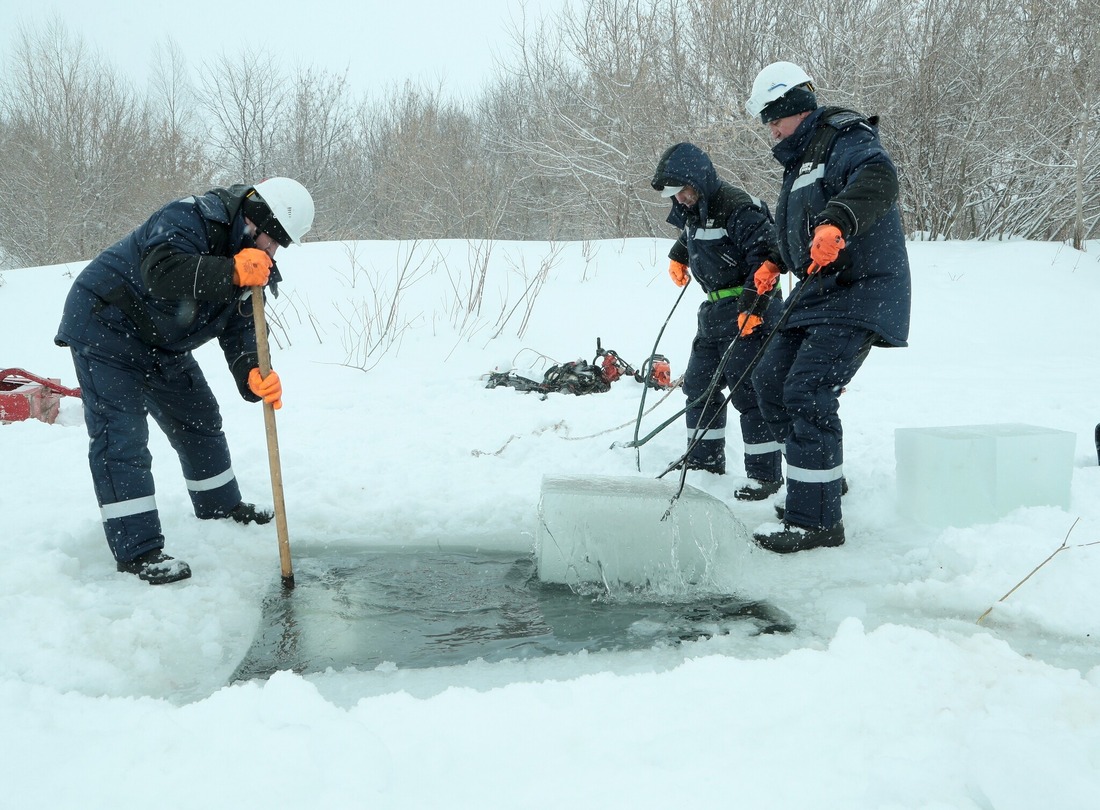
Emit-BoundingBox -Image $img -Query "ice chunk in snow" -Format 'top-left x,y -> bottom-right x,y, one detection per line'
894,423 -> 1075,529
535,474 -> 750,589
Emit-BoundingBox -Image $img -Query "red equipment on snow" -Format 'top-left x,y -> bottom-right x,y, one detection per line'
594,339 -> 673,390
485,339 -> 676,397
648,355 -> 671,389
0,368 -> 82,425
595,344 -> 632,384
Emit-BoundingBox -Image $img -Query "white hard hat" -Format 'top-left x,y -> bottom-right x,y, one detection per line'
745,61 -> 815,118
253,177 -> 315,244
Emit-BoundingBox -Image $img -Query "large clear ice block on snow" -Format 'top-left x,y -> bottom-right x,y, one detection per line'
895,423 -> 1075,529
536,475 -> 750,588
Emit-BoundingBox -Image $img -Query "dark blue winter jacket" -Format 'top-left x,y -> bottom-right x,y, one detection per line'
55,186 -> 268,400
771,108 -> 911,347
653,142 -> 783,339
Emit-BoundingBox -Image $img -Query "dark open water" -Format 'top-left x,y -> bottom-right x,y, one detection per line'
231,548 -> 793,682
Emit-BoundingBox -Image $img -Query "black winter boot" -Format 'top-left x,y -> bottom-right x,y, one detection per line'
671,457 -> 725,475
754,521 -> 845,554
117,550 -> 192,585
734,478 -> 784,502
227,502 -> 274,525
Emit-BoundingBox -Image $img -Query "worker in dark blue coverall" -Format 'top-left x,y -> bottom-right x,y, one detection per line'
55,178 -> 314,584
744,62 -> 912,553
651,143 -> 786,499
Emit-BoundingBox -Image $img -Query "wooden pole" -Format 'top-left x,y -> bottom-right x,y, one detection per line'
251,285 -> 294,589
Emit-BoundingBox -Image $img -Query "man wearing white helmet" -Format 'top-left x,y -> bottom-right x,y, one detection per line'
743,62 -> 911,553
55,177 -> 315,583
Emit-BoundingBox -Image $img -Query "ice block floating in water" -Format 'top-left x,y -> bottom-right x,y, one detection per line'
536,474 -> 750,589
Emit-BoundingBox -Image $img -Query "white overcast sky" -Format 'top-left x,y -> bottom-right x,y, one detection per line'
1,0 -> 570,100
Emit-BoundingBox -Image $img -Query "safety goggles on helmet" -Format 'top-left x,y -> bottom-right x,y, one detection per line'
243,191 -> 293,248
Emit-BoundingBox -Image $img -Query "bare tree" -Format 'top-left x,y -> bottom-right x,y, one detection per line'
4,0 -> 1100,264
1012,0 -> 1100,247
500,0 -> 678,239
352,81 -> 514,240
147,36 -> 211,203
0,18 -> 173,265
195,50 -> 287,180
269,66 -> 361,240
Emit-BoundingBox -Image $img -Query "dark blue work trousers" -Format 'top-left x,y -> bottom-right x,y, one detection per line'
752,323 -> 874,529
683,329 -> 782,481
69,343 -> 242,562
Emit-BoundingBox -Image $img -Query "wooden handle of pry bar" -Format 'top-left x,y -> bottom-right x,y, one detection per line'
251,285 -> 294,589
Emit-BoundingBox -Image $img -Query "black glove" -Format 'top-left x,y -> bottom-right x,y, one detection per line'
738,287 -> 766,318
231,352 -> 262,401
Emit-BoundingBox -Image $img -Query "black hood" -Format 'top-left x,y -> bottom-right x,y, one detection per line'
652,142 -> 720,222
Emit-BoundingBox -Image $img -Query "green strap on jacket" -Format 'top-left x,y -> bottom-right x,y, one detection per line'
706,286 -> 744,303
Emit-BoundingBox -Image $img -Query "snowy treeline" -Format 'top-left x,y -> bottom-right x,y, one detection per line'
1,0 -> 1098,268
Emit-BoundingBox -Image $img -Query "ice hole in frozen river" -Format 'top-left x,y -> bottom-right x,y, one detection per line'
232,476 -> 784,680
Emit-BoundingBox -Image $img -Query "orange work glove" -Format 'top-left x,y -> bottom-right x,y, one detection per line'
737,312 -> 763,337
753,260 -> 782,294
737,279 -> 767,337
809,224 -> 845,269
248,368 -> 282,410
668,260 -> 690,287
233,248 -> 273,287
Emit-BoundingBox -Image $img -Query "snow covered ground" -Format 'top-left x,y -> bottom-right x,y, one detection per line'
2,237 -> 1100,808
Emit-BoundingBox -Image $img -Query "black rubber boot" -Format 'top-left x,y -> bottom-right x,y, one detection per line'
753,521 -> 845,554
734,478 -> 784,502
671,458 -> 725,475
227,502 -> 274,525
117,550 -> 192,585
